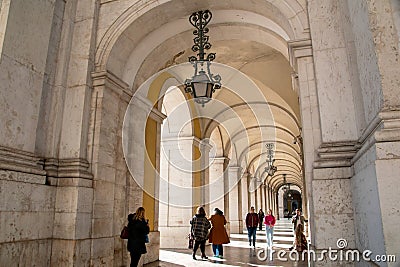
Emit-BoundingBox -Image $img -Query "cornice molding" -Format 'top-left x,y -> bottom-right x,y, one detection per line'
0,146 -> 45,176
92,70 -> 131,103
314,110 -> 400,169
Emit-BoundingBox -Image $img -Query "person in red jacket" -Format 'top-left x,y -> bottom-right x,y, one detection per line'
245,206 -> 259,248
264,209 -> 276,249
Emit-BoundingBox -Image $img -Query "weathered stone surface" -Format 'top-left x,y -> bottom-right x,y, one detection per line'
0,239 -> 51,266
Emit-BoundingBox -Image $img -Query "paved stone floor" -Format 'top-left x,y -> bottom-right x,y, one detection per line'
146,220 -> 309,267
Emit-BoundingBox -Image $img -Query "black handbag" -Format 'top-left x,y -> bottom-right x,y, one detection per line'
188,233 -> 194,249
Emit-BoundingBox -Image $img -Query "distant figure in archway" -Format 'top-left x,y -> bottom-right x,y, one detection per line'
208,208 -> 230,258
190,206 -> 211,260
245,206 -> 259,248
264,209 -> 276,249
127,207 -> 150,267
258,209 -> 265,230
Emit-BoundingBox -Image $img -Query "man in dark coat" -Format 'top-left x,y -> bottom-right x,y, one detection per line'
245,206 -> 259,248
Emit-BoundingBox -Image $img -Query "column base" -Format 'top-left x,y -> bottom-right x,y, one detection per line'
159,226 -> 191,248
229,220 -> 242,234
143,231 -> 160,264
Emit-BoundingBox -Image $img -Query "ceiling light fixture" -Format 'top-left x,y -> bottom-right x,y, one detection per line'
184,10 -> 221,107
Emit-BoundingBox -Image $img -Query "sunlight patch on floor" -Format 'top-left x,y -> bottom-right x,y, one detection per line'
159,250 -> 242,267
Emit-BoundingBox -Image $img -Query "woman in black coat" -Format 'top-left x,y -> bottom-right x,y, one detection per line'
127,207 -> 150,267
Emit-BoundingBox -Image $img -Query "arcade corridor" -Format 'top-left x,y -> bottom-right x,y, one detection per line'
146,220 -> 307,267
0,1 -> 399,267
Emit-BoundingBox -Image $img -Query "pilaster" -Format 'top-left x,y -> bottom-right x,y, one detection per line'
288,38 -> 320,244
227,166 -> 242,234
240,172 -> 250,232
209,157 -> 229,215
159,136 -> 196,248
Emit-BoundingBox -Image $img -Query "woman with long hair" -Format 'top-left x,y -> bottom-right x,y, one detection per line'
264,209 -> 276,249
127,207 -> 150,267
208,208 -> 230,258
190,206 -> 211,260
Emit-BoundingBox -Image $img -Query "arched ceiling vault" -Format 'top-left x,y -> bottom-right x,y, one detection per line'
100,0 -> 309,194
249,151 -> 302,170
97,0 -> 310,74
269,175 -> 302,190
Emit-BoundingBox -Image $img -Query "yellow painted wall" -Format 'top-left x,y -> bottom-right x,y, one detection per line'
144,118 -> 157,231
143,72 -> 173,231
192,145 -> 201,214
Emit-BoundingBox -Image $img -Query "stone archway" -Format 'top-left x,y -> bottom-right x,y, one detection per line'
1,0 -> 398,266
94,1 -> 312,265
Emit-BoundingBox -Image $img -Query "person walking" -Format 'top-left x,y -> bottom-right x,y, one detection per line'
264,209 -> 276,249
245,206 -> 259,248
289,209 -> 307,251
294,224 -> 308,252
291,209 -> 306,231
258,209 -> 265,230
190,206 -> 211,260
208,208 -> 230,258
127,207 -> 150,267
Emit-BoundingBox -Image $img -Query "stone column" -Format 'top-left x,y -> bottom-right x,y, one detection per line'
275,190 -> 279,220
262,184 -> 267,211
288,37 -> 323,251
0,1 -> 57,257
268,186 -> 273,211
271,190 -> 276,217
123,92 -> 166,265
353,1 -> 400,263
227,166 -> 242,233
89,70 -> 143,266
248,175 -> 257,208
256,186 -> 262,211
159,136 -> 196,248
209,157 -> 228,215
51,1 -> 100,265
240,172 -> 249,232
199,140 -> 212,211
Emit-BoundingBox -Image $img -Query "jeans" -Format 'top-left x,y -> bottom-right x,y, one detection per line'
193,239 -> 206,256
247,227 -> 257,246
212,244 -> 223,256
266,226 -> 274,248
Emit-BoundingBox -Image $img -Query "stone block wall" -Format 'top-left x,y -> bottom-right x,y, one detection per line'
352,145 -> 386,266
0,171 -> 55,266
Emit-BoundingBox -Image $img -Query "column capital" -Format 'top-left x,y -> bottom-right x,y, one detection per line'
228,165 -> 242,171
315,141 -> 358,168
92,70 -> 131,102
161,135 -> 198,145
375,110 -> 400,143
288,39 -> 312,71
198,138 -> 213,151
210,156 -> 230,164
132,95 -> 167,124
149,107 -> 167,124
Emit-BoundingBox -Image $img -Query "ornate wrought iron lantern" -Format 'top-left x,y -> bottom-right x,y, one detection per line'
265,143 -> 277,176
185,10 -> 221,106
282,174 -> 292,198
